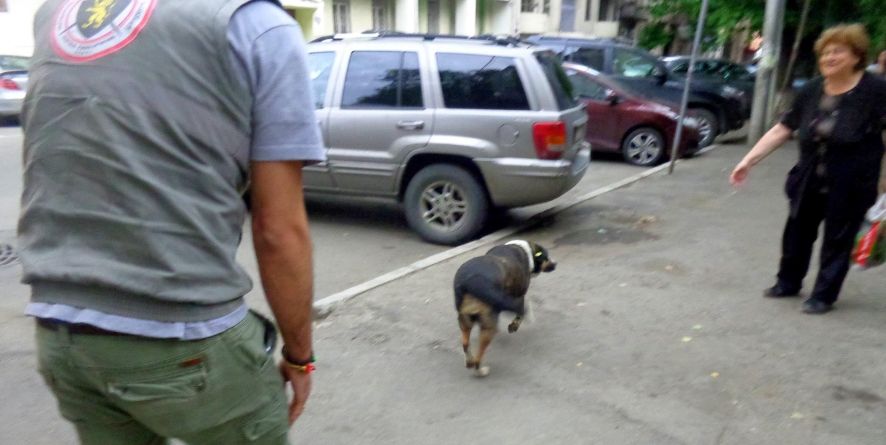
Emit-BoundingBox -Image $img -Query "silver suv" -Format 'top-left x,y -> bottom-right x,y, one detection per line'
306,34 -> 590,245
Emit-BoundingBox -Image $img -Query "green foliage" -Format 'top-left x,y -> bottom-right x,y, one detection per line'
637,22 -> 673,50
640,0 -> 885,56
857,0 -> 886,53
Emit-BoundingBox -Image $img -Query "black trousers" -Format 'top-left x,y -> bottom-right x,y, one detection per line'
776,188 -> 868,304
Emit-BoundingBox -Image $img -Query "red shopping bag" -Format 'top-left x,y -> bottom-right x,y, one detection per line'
852,194 -> 886,270
852,220 -> 882,269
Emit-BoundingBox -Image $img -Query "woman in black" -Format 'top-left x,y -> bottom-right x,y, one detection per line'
731,24 -> 886,314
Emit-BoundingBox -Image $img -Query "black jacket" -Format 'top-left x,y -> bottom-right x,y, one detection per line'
780,72 -> 886,217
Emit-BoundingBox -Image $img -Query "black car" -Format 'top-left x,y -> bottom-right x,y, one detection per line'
526,36 -> 748,147
662,56 -> 755,100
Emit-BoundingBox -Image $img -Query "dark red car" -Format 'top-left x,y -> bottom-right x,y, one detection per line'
563,62 -> 701,166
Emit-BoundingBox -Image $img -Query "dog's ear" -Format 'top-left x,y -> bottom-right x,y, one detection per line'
527,242 -> 543,274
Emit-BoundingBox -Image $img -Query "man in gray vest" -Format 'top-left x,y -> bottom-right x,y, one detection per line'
19,0 -> 324,443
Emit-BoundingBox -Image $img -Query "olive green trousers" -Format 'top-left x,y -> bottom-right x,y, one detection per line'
35,312 -> 290,444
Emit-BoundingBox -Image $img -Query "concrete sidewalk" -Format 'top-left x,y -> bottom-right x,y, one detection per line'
3,140 -> 885,444
298,142 -> 885,444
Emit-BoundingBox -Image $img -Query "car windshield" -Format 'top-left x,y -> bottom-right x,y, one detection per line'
0,55 -> 30,71
535,51 -> 578,110
612,49 -> 658,78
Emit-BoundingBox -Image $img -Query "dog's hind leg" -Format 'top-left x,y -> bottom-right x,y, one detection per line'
507,316 -> 522,333
458,314 -> 476,369
473,327 -> 495,377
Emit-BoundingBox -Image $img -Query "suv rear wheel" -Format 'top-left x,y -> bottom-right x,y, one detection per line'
404,164 -> 489,245
690,108 -> 718,147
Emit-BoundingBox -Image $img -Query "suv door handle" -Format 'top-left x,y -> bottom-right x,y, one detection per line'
396,120 -> 425,130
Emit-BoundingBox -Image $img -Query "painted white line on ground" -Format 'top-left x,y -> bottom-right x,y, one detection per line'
313,145 -> 720,315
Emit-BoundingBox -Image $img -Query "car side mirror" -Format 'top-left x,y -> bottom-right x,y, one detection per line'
605,90 -> 620,105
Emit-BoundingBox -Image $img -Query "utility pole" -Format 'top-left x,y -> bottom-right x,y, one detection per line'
668,0 -> 710,174
748,0 -> 786,142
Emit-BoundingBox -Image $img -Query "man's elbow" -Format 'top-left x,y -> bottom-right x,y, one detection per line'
252,213 -> 311,252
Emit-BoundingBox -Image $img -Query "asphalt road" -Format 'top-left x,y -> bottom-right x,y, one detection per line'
0,122 -> 671,444
0,124 -> 650,300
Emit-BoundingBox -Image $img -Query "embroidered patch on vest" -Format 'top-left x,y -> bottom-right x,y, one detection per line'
51,0 -> 157,62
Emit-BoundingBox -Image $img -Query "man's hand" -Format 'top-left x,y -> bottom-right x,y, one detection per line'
279,363 -> 312,425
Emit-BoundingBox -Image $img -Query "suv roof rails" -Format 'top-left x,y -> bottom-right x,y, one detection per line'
531,35 -> 636,46
310,31 -> 531,47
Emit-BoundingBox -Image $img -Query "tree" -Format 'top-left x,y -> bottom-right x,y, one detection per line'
640,0 -> 886,59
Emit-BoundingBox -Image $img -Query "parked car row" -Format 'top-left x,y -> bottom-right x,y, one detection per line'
563,63 -> 701,166
525,36 -> 750,147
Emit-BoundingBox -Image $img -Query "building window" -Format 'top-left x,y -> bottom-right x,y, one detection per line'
372,0 -> 390,31
598,0 -> 618,21
521,0 -> 534,13
333,0 -> 351,33
521,0 -> 549,13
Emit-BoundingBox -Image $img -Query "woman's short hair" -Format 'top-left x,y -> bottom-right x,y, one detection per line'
814,24 -> 870,71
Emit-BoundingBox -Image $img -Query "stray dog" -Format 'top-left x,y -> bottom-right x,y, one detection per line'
453,240 -> 556,376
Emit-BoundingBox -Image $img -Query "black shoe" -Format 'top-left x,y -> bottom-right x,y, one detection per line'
802,299 -> 833,314
763,284 -> 800,298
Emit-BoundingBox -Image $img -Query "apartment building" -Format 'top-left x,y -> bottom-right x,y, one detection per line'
283,0 -> 646,40
0,0 -> 646,55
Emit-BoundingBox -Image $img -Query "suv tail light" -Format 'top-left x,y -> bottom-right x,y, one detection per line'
0,78 -> 20,90
532,121 -> 567,160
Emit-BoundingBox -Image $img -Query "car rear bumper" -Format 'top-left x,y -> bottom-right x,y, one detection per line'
0,96 -> 24,117
475,143 -> 591,208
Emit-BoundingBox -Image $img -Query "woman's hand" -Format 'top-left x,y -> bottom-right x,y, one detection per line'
729,123 -> 793,188
730,160 -> 752,186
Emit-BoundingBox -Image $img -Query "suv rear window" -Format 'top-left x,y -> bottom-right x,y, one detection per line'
342,51 -> 423,109
535,52 -> 577,110
436,53 -> 530,110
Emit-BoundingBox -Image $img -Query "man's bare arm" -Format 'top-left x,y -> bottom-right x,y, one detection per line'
250,160 -> 313,424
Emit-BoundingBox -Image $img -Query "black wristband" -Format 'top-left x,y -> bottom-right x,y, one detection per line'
282,346 -> 315,366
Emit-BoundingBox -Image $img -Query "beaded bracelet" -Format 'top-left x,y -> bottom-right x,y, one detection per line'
282,347 -> 316,374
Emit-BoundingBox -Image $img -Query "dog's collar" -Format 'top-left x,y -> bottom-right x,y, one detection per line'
505,240 -> 534,273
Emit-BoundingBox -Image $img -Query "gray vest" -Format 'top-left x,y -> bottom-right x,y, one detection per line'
20,0 -> 255,321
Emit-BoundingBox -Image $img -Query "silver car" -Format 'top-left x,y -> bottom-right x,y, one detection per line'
0,55 -> 29,120
306,34 -> 590,245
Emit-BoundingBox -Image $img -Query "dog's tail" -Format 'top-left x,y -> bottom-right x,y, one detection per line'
455,275 -> 524,315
